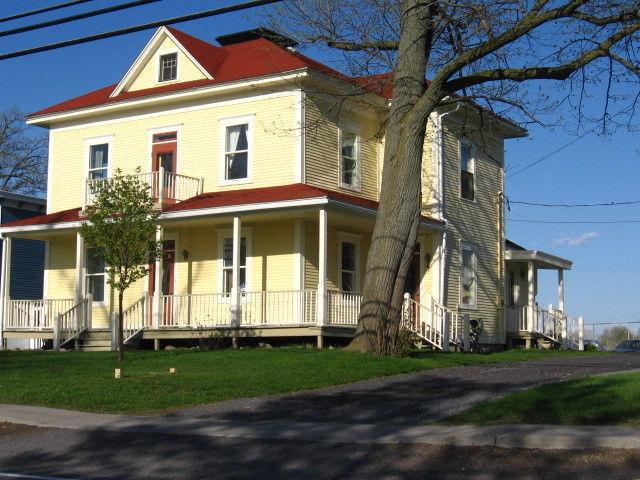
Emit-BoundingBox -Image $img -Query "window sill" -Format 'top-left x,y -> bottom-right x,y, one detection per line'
459,304 -> 478,311
339,183 -> 361,193
459,196 -> 477,204
219,178 -> 252,187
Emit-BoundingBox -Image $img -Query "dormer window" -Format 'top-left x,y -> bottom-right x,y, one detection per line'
158,53 -> 177,82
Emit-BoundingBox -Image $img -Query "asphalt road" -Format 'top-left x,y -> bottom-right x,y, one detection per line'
1,426 -> 640,479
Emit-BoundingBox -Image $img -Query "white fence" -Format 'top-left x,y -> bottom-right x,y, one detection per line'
5,298 -> 76,330
85,169 -> 202,207
122,295 -> 150,343
161,293 -> 231,327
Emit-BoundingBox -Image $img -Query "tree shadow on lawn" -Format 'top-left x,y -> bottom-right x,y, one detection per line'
2,426 -> 640,479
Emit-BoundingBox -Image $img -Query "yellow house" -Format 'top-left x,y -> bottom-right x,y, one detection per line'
0,26 -> 578,352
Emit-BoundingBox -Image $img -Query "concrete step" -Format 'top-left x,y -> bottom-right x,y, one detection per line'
78,345 -> 111,352
81,339 -> 111,347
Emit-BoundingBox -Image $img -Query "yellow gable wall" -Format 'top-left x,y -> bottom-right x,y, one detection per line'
126,35 -> 208,93
48,91 -> 299,213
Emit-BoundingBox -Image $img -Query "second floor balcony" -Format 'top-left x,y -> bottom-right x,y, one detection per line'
83,168 -> 204,209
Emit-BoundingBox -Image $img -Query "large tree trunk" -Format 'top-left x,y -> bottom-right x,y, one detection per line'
348,0 -> 443,355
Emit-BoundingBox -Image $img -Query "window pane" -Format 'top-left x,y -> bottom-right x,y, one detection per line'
226,124 -> 248,152
89,144 -> 108,170
86,249 -> 105,274
87,275 -> 104,302
341,242 -> 356,270
460,143 -> 472,172
341,132 -> 356,157
223,237 -> 246,268
159,53 -> 177,82
461,171 -> 474,200
223,269 -> 232,295
226,152 -> 248,180
342,271 -> 355,292
342,157 -> 357,185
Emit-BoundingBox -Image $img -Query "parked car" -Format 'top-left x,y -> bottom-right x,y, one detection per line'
584,339 -> 605,351
612,340 -> 640,353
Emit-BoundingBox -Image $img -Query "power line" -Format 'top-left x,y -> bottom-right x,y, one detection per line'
506,127 -> 597,178
508,218 -> 640,224
0,0 -> 283,61
0,0 -> 98,24
0,0 -> 162,39
508,199 -> 640,208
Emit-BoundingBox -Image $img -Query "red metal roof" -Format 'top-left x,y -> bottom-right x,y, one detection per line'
1,184 -> 443,229
2,207 -> 82,228
29,27 -> 381,119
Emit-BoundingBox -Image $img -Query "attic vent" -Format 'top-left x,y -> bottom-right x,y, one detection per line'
215,28 -> 298,49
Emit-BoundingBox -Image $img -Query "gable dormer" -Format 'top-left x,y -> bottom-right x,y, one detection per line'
111,26 -> 214,96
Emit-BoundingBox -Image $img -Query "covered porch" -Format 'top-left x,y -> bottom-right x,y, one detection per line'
504,239 -> 584,349
0,184 -> 449,350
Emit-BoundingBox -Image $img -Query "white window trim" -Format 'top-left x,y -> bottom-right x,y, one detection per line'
147,124 -> 183,175
459,242 -> 478,310
84,135 -> 113,181
338,129 -> 361,192
459,138 -> 477,203
156,50 -> 180,84
338,232 -> 362,293
84,247 -> 108,307
218,115 -> 254,186
216,227 -> 253,296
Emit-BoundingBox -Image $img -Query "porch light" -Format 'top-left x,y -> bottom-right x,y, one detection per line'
182,250 -> 189,261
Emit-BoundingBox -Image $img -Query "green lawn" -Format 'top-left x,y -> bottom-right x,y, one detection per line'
447,370 -> 640,426
0,347 -> 592,414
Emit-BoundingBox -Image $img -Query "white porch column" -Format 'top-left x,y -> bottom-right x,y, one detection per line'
153,225 -> 163,329
527,261 -> 535,334
557,269 -> 565,313
0,236 -> 12,350
74,232 -> 85,304
231,216 -> 242,328
316,208 -> 328,326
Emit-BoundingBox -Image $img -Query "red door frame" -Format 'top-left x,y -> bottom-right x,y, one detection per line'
151,132 -> 177,201
148,240 -> 176,326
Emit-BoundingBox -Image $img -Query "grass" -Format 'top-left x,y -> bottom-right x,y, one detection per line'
0,347 -> 593,414
446,370 -> 640,426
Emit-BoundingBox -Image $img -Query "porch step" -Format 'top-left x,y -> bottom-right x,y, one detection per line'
75,329 -> 112,352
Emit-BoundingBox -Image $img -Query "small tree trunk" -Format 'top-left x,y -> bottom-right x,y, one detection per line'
118,289 -> 124,363
348,0 -> 441,355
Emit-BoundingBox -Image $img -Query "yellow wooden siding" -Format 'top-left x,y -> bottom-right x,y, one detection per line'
126,36 -> 207,92
441,123 -> 504,343
48,92 -> 298,213
304,94 -> 380,200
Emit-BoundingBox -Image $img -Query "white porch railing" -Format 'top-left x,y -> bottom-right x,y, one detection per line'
84,169 -> 203,207
122,295 -> 150,343
326,290 -> 361,325
505,306 -> 529,333
242,290 -> 317,325
54,296 -> 90,349
161,292 -> 231,327
401,295 -> 464,350
5,298 -> 76,330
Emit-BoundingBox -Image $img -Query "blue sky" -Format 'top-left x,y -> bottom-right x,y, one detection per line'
1,1 -> 638,327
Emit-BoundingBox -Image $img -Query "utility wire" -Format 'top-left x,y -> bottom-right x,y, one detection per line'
0,0 -> 98,24
506,127 -> 597,178
508,218 -> 640,224
0,0 -> 283,61
508,199 -> 640,208
0,0 -> 162,39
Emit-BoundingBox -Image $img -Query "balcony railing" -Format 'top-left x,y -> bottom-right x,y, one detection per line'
84,168 -> 203,208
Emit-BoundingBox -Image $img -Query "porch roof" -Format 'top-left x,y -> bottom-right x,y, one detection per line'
505,239 -> 572,270
0,183 -> 445,234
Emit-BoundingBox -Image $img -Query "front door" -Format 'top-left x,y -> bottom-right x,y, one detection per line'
148,240 -> 176,325
151,132 -> 177,201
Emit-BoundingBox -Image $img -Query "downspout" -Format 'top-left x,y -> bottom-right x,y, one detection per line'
435,103 -> 462,306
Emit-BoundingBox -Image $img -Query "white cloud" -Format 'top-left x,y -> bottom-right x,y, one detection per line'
552,232 -> 600,247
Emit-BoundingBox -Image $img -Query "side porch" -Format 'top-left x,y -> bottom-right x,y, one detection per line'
504,240 -> 584,350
